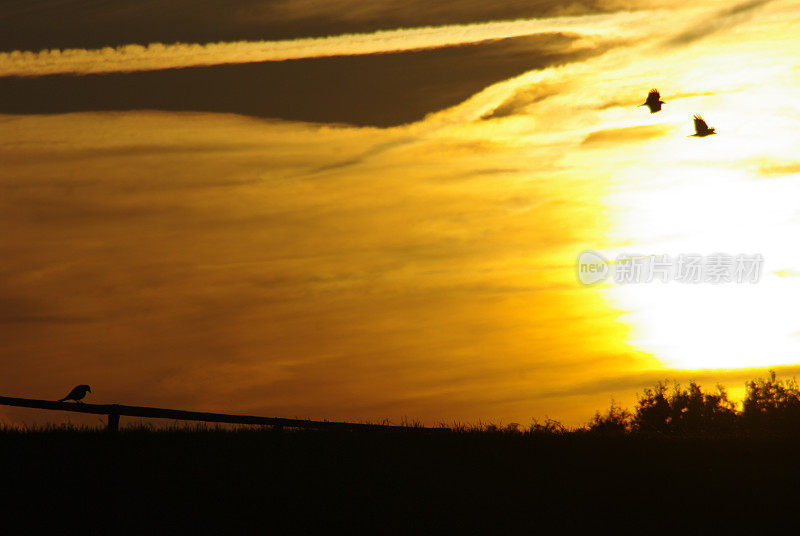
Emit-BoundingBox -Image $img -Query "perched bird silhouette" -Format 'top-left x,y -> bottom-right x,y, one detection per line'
58,385 -> 91,403
639,89 -> 665,113
689,115 -> 716,137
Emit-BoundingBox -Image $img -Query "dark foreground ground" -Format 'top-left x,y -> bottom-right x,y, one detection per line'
2,427 -> 799,533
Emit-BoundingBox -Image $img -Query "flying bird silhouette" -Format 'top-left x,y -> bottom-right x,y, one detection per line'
639,89 -> 665,113
689,115 -> 716,137
58,385 -> 91,403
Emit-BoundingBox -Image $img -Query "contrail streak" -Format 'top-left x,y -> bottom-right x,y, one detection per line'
0,12 -> 654,77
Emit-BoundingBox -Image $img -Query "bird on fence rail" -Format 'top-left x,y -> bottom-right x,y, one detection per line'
58,385 -> 91,403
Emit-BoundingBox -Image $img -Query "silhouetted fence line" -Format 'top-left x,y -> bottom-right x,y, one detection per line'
0,395 -> 450,433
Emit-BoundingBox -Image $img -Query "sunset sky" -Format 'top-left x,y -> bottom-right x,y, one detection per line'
3,0 -> 800,427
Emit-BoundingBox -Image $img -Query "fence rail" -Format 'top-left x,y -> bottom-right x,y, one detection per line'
0,395 -> 449,433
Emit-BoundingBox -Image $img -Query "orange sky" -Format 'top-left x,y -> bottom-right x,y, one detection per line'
3,0 -> 800,427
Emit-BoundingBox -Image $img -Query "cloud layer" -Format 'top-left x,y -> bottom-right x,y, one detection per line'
0,34 -> 606,127
0,0 -> 667,52
0,12 -> 651,77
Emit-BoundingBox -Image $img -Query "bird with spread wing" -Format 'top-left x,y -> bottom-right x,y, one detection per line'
689,115 -> 716,137
639,88 -> 665,113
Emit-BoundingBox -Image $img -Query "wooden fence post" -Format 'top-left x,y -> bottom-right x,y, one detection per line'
108,412 -> 120,433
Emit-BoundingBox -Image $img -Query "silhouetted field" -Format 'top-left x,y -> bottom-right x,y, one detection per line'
5,372 -> 800,532
3,423 -> 800,533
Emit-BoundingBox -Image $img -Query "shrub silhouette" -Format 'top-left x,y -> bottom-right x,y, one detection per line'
632,382 -> 671,434
589,372 -> 800,436
629,381 -> 736,435
588,399 -> 631,435
742,370 -> 800,433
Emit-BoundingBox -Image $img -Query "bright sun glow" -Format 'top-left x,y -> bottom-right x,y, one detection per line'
595,38 -> 800,370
